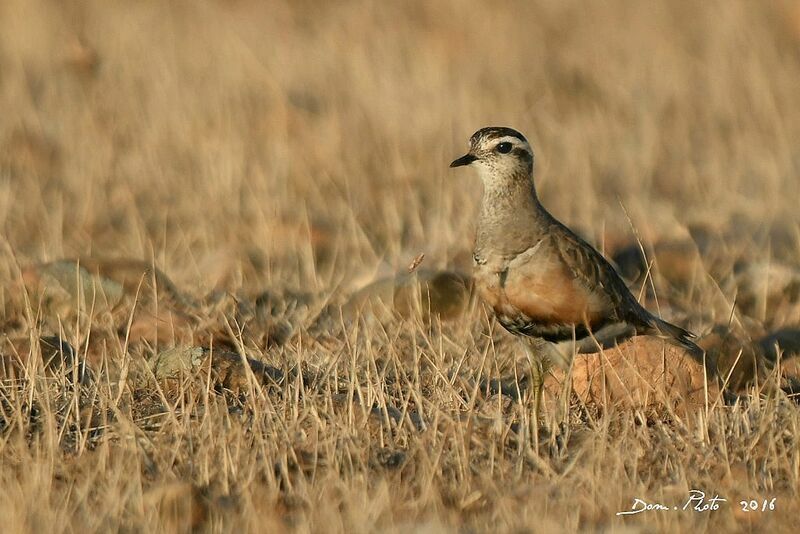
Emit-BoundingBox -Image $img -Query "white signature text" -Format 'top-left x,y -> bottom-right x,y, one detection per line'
616,490 -> 726,516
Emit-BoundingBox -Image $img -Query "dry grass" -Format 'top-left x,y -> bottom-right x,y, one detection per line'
1,0 -> 800,531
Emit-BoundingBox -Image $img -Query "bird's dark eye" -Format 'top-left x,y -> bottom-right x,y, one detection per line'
496,142 -> 512,154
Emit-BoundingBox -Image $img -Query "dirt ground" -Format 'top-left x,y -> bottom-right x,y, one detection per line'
1,0 -> 800,531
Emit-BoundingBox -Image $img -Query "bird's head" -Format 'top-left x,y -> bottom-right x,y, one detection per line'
450,127 -> 534,184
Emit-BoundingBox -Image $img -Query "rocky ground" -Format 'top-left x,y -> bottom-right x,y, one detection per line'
2,0 -> 800,531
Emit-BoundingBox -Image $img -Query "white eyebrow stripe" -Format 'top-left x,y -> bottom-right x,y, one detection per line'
494,136 -> 522,145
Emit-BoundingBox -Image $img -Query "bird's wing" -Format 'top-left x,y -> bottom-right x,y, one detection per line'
548,222 -> 708,360
548,222 -> 642,319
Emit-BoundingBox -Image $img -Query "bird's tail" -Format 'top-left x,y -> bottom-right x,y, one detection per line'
644,314 -> 721,392
647,316 -> 707,364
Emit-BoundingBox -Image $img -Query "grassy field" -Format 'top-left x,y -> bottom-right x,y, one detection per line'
1,0 -> 800,531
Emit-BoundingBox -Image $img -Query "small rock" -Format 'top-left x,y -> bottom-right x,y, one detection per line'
153,346 -> 206,381
756,328 -> 800,362
371,447 -> 406,470
313,269 -> 474,332
547,337 -> 720,413
1,336 -> 93,385
152,346 -> 288,396
21,260 -> 126,312
698,325 -> 764,393
613,240 -> 704,288
732,261 -> 800,318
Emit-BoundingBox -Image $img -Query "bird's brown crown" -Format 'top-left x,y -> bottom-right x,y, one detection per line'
469,127 -> 527,149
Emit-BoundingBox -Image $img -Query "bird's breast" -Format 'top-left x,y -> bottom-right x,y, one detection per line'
472,249 -> 610,327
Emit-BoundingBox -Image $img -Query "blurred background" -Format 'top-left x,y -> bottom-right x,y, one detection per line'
1,0 -> 800,303
2,3 -> 800,530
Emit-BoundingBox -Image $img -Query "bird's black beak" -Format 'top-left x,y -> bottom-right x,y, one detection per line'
450,153 -> 477,168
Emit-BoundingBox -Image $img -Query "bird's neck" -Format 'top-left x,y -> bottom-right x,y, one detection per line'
475,171 -> 547,255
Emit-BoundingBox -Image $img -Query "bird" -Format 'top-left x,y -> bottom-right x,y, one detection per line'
450,126 -> 709,401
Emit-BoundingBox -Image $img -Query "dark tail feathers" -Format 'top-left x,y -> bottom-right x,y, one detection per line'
644,315 -> 722,393
648,316 -> 708,366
